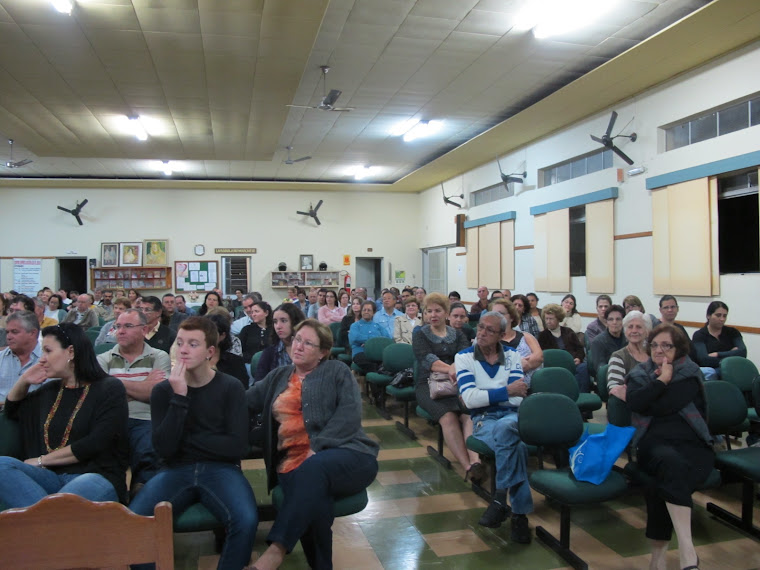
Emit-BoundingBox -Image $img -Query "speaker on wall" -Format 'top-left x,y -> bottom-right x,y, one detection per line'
455,214 -> 466,247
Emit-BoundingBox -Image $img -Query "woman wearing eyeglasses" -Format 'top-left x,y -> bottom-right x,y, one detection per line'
0,323 -> 129,508
627,324 -> 713,570
246,319 -> 378,570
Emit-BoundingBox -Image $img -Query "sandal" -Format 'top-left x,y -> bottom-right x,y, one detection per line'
465,462 -> 487,485
682,555 -> 699,570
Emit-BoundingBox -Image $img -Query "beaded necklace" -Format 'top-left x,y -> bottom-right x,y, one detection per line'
43,382 -> 91,453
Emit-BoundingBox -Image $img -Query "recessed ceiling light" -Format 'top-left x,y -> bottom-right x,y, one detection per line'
390,118 -> 420,136
345,165 -> 378,180
514,0 -> 618,39
128,117 -> 148,141
152,160 -> 178,176
403,120 -> 443,142
51,0 -> 74,15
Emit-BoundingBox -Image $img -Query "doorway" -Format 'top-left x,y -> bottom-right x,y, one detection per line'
355,257 -> 382,300
58,258 -> 87,294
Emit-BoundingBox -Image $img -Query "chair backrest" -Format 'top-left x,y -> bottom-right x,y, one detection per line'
85,329 -> 100,344
329,322 -> 342,344
720,356 -> 758,393
530,367 -> 580,401
542,349 -> 576,374
364,336 -> 394,363
0,411 -> 22,459
607,395 -> 631,427
753,376 -> 760,417
234,305 -> 245,319
596,364 -> 609,402
704,380 -> 748,435
56,309 -> 67,322
382,343 -> 415,374
251,350 -> 264,374
94,342 -> 115,355
0,493 -> 173,568
519,393 -> 584,448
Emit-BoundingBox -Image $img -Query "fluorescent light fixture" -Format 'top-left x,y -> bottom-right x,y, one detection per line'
345,165 -> 378,180
151,160 -> 178,176
52,0 -> 74,14
627,166 -> 646,177
128,117 -> 148,141
402,120 -> 443,142
390,118 -> 420,136
514,0 -> 618,39
161,161 -> 172,176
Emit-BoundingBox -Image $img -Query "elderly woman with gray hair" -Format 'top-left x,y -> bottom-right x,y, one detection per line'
607,310 -> 652,401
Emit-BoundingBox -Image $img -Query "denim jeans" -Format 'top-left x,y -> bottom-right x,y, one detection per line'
700,366 -> 719,381
0,456 -> 118,508
129,462 -> 258,570
575,362 -> 591,393
269,448 -> 379,569
471,409 -> 533,515
128,418 -> 159,485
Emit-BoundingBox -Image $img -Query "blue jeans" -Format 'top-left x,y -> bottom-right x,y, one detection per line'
270,448 -> 378,569
130,462 -> 258,570
471,409 -> 533,515
700,367 -> 719,381
128,418 -> 159,485
575,362 -> 591,393
0,456 -> 118,508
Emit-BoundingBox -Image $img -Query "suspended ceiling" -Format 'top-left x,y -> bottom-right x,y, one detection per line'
1,0 -> 759,192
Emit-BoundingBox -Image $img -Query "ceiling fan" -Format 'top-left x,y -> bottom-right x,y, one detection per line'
287,66 -> 355,112
57,199 -> 88,226
297,200 -> 323,225
284,146 -> 311,164
4,139 -> 33,168
496,159 -> 527,197
590,111 -> 637,165
441,184 -> 464,208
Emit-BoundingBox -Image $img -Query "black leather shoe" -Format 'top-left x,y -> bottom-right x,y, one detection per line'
465,462 -> 487,486
478,500 -> 509,528
510,514 -> 531,544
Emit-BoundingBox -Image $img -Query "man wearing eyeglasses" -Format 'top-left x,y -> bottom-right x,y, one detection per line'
97,309 -> 171,497
140,296 -> 176,354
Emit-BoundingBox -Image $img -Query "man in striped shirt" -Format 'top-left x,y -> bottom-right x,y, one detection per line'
97,309 -> 170,497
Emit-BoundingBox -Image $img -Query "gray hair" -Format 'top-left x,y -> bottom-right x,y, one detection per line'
7,310 -> 40,333
244,292 -> 262,303
120,308 -> 147,325
479,310 -> 508,334
623,310 -> 651,332
33,297 -> 46,310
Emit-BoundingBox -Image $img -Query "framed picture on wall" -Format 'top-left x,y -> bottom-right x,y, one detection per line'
144,239 -> 168,266
101,243 -> 119,267
119,242 -> 143,267
299,254 -> 314,271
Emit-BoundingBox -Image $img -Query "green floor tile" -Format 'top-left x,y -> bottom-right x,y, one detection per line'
364,424 -> 424,449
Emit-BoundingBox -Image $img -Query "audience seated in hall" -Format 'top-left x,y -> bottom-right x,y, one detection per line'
230,293 -> 261,336
32,298 -> 57,330
0,311 -> 42,404
393,298 -> 422,344
174,294 -> 196,317
206,312 -> 250,389
623,294 -> 661,330
349,301 -> 390,373
340,297 -> 363,354
95,297 -> 132,345
490,299 -> 543,383
560,294 -> 583,333
62,294 -> 99,329
606,310 -> 651,401
538,304 -> 591,392
585,294 -> 612,346
373,291 -> 403,337
449,302 -> 475,342
139,296 -> 176,354
468,286 -> 490,319
510,294 -> 541,338
318,290 -> 346,325
238,301 -> 274,363
691,300 -> 747,380
93,289 -> 115,321
97,309 -> 170,498
588,304 -> 627,375
307,288 -> 326,320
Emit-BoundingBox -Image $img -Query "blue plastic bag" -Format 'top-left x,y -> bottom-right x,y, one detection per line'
569,424 -> 635,485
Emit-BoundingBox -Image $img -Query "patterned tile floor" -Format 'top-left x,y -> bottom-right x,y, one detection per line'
175,397 -> 760,569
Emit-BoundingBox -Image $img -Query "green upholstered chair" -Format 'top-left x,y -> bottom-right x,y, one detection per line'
329,322 -> 345,357
703,381 -> 760,539
362,337 -> 395,419
519,393 -> 629,570
250,350 -> 263,378
95,343 -> 115,355
234,305 -> 245,319
416,405 -> 450,470
721,356 -> 760,429
98,315 -> 106,326
531,367 -> 602,417
271,486 -> 368,518
752,376 -> 760,423
595,364 -> 609,403
381,343 -> 416,439
85,328 -> 100,344
542,349 -> 576,375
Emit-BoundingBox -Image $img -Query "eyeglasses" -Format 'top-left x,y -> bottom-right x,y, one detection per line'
137,307 -> 155,313
476,324 -> 500,335
114,324 -> 142,330
650,342 -> 674,351
293,336 -> 320,350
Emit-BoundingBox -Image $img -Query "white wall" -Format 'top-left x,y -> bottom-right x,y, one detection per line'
418,40 -> 760,365
0,188 -> 422,306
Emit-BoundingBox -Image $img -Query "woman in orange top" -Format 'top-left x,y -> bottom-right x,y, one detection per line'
247,319 -> 378,570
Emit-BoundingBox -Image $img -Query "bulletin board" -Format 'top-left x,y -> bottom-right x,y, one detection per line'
174,260 -> 219,292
